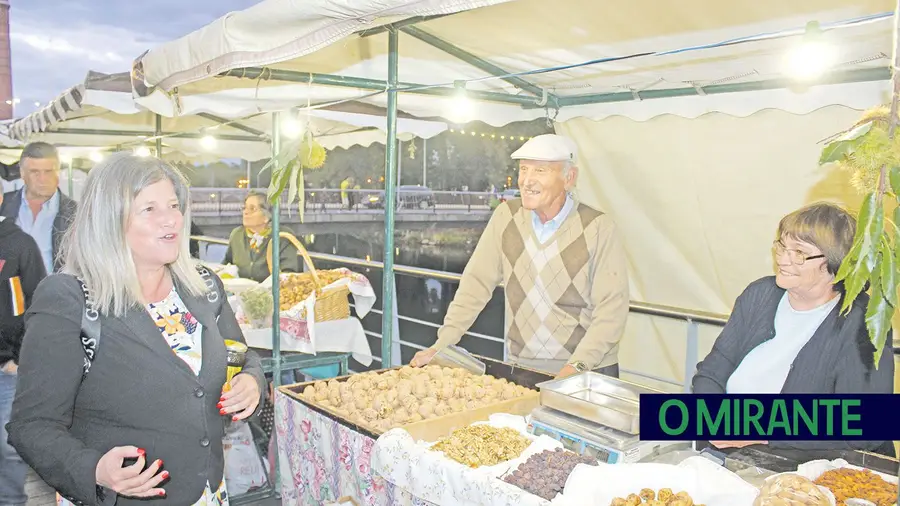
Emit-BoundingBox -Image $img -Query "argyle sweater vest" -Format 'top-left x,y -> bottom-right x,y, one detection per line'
436,198 -> 630,369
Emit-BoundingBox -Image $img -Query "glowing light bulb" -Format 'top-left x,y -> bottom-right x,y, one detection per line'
200,135 -> 217,150
89,151 -> 104,163
135,146 -> 152,157
445,84 -> 474,124
282,118 -> 302,139
784,21 -> 836,81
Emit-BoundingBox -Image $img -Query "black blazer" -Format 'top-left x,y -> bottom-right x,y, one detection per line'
692,276 -> 894,451
7,271 -> 265,506
0,189 -> 77,272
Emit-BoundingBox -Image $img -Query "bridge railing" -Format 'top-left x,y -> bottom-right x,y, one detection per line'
192,235 -> 728,392
190,188 -> 496,215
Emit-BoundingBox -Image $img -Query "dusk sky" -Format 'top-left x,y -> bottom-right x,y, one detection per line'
10,0 -> 259,117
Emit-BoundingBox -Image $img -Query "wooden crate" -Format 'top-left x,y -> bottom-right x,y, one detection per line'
278,355 -> 552,442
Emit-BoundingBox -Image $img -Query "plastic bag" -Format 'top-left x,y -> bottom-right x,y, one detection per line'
755,473 -> 834,506
223,422 -> 268,496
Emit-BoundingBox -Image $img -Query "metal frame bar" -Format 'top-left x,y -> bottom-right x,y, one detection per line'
555,67 -> 891,107
197,112 -> 268,138
45,127 -> 262,142
381,29 -> 400,368
217,67 -> 540,106
217,66 -> 888,110
400,25 -> 551,101
356,14 -> 452,38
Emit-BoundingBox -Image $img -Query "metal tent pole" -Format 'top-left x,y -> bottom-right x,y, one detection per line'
381,29 -> 399,367
268,111 -> 283,497
271,111 -> 283,385
155,114 -> 163,157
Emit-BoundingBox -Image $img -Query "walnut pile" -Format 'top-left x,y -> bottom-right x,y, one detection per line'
612,489 -> 702,506
299,365 -> 536,433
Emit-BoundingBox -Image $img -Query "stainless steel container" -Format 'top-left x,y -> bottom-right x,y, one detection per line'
535,372 -> 663,434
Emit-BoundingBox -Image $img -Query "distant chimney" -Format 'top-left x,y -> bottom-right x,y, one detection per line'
0,0 -> 12,120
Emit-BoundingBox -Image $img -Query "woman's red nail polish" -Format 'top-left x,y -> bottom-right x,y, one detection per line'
232,416 -> 239,422
219,409 -> 227,415
157,459 -> 164,467
158,490 -> 166,497
137,448 -> 146,457
161,471 -> 170,480
216,402 -> 223,409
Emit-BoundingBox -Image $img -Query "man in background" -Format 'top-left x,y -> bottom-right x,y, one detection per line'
0,190 -> 46,506
0,142 -> 77,273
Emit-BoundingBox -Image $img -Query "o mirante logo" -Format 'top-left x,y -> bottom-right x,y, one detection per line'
639,395 -> 895,441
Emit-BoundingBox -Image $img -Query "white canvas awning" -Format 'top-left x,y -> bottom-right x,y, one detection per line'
128,0 -> 898,387
8,72 -> 448,160
132,0 -> 893,125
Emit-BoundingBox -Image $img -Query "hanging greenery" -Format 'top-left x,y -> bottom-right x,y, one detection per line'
818,105 -> 900,367
260,132 -> 328,224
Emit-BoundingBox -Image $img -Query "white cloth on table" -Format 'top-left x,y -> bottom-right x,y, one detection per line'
240,317 -> 373,366
372,414 -> 563,506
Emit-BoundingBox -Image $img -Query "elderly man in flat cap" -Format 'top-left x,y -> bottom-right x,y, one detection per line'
411,134 -> 630,378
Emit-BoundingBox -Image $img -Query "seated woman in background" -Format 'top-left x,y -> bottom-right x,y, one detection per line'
223,191 -> 301,282
691,202 -> 894,454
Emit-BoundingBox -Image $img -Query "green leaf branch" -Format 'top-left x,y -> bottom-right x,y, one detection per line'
818,7 -> 900,367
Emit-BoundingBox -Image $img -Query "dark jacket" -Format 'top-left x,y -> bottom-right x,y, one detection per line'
0,217 -> 47,364
0,189 -> 77,272
223,226 -> 301,282
692,276 -> 894,452
7,271 -> 266,506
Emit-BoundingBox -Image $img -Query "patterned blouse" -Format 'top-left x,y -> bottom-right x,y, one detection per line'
57,289 -> 229,506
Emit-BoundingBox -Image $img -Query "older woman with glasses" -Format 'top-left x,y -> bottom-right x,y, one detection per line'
691,202 -> 894,453
223,191 -> 300,282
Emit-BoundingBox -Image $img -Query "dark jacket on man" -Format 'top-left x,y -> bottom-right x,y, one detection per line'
692,276 -> 894,453
0,189 -> 77,272
0,217 -> 47,365
7,272 -> 265,506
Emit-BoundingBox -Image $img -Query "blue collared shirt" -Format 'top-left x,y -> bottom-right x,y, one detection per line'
16,188 -> 60,272
531,194 -> 574,244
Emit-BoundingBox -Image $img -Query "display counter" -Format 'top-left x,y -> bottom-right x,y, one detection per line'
273,357 -> 553,506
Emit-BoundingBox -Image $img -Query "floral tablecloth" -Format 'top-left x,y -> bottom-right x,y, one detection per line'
274,390 -> 437,506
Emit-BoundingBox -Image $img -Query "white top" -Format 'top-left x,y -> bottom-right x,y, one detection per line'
531,194 -> 574,244
726,292 -> 839,394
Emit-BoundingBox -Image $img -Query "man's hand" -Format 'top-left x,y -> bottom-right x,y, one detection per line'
709,440 -> 767,449
556,364 -> 580,379
410,348 -> 438,368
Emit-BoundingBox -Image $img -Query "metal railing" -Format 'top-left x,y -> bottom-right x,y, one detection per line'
192,235 -> 726,392
190,187 -> 496,215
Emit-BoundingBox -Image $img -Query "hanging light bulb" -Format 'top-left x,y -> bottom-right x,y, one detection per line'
784,21 -> 836,81
135,146 -> 152,157
200,135 -> 217,150
445,81 -> 474,124
89,151 -> 104,163
282,116 -> 303,139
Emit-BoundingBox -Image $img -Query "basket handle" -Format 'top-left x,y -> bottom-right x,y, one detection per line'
265,232 -> 323,292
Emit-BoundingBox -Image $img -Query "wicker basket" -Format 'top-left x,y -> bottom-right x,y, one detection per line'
266,232 -> 351,322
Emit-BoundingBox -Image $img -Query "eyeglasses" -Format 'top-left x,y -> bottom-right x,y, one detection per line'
772,240 -> 825,265
242,205 -> 261,213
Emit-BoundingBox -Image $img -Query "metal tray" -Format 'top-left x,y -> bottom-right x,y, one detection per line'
536,372 -> 663,434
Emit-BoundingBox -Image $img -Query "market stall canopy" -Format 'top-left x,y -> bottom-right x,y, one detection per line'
131,0 -> 893,126
10,71 -> 447,161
